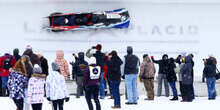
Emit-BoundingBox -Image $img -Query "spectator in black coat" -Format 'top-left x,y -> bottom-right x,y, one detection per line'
13,48 -> 21,62
188,54 -> 195,100
106,51 -> 123,108
71,52 -> 88,98
38,53 -> 49,76
23,45 -> 41,66
203,57 -> 217,100
167,58 -> 178,101
151,54 -> 169,97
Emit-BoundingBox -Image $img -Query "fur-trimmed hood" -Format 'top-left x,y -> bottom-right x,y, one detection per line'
31,73 -> 46,79
56,50 -> 64,59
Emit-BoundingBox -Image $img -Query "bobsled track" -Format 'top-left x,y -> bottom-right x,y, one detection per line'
1,0 -> 220,83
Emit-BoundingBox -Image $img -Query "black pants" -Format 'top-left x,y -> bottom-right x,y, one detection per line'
181,84 -> 193,101
32,103 -> 42,110
76,76 -> 84,98
179,81 -> 183,96
52,99 -> 64,110
13,98 -> 24,110
84,85 -> 101,110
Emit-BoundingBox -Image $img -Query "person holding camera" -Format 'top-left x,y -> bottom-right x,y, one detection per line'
151,54 -> 169,97
203,56 -> 217,100
86,44 -> 107,99
106,51 -> 123,108
71,52 -> 88,98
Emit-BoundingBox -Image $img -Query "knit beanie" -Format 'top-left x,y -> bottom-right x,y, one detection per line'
88,57 -> 96,65
33,64 -> 42,74
96,44 -> 102,51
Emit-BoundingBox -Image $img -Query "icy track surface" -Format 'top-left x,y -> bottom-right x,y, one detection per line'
1,96 -> 220,110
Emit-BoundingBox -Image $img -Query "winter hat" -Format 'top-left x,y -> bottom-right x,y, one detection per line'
96,44 -> 102,51
52,62 -> 60,71
88,57 -> 96,65
127,46 -> 133,55
143,54 -> 148,58
33,64 -> 42,74
162,54 -> 168,59
110,50 -> 117,57
78,52 -> 84,60
13,48 -> 19,55
26,45 -> 32,50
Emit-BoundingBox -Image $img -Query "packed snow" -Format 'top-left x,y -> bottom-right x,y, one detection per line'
1,95 -> 219,110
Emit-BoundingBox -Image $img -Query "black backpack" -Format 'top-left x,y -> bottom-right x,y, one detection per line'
94,52 -> 106,69
3,58 -> 12,70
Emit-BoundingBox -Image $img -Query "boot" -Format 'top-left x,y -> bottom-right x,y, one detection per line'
170,96 -> 178,101
2,88 -> 6,97
111,105 -> 121,109
108,96 -> 113,99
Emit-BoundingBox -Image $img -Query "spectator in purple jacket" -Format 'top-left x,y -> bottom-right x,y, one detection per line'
83,57 -> 101,110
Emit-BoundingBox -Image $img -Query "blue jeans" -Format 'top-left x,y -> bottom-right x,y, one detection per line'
168,82 -> 178,97
111,81 -> 121,106
206,78 -> 216,99
108,80 -> 113,96
1,77 -> 8,88
125,74 -> 138,103
99,72 -> 105,98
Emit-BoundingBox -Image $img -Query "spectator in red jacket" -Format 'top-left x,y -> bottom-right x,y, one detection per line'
0,53 -> 16,96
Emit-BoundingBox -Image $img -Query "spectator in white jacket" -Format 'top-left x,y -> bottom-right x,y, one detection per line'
27,64 -> 46,110
46,62 -> 70,110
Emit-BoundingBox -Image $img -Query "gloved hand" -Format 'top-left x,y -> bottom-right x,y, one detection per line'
72,75 -> 75,81
139,76 -> 143,82
70,61 -> 73,65
151,56 -> 154,59
47,97 -> 51,101
65,97 -> 70,102
121,75 -> 125,79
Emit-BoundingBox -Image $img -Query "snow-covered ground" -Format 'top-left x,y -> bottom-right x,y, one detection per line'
1,95 -> 219,110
